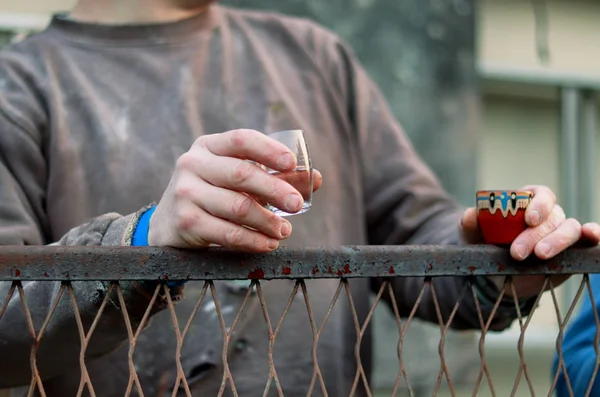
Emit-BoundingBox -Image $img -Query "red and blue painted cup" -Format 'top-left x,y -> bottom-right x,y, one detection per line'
476,190 -> 534,245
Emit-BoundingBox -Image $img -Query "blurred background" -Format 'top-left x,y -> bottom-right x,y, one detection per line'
0,0 -> 598,395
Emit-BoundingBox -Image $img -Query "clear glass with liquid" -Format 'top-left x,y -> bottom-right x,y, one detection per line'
263,130 -> 313,217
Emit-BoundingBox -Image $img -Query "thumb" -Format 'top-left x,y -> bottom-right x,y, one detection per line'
460,207 -> 484,244
312,169 -> 323,192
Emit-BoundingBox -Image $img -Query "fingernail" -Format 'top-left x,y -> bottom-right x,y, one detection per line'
278,153 -> 295,169
285,194 -> 302,212
267,238 -> 279,249
513,243 -> 527,260
529,210 -> 542,226
280,221 -> 292,238
537,242 -> 552,257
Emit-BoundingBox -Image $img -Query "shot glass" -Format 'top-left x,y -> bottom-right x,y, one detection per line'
262,129 -> 313,216
476,190 -> 534,244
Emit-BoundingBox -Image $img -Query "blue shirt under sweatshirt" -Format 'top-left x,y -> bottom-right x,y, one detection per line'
553,273 -> 600,396
132,206 -> 186,287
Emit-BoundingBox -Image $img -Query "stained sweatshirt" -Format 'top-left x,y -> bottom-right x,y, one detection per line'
0,5 -> 523,396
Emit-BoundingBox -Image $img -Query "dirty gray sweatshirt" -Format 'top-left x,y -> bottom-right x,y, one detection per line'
0,5 -> 520,396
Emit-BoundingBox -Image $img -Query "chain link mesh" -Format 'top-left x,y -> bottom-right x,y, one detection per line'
0,246 -> 597,396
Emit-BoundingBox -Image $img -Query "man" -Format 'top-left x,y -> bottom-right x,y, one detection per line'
553,274 -> 600,396
0,0 -> 598,396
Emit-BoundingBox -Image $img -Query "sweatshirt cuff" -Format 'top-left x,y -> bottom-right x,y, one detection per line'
132,206 -> 156,246
132,205 -> 187,288
472,275 -> 537,320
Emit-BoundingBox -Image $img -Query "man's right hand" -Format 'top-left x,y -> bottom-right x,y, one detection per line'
148,129 -> 322,252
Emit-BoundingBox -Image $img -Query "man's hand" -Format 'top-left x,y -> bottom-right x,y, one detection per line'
460,185 -> 600,299
148,129 -> 323,252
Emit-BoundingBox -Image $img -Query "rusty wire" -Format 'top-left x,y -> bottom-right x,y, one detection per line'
0,246 -> 599,396
20,282 -> 66,397
168,281 -> 210,396
256,280 -> 295,396
430,280 -> 468,396
302,279 -> 340,396
68,282 -> 111,397
507,277 -> 547,397
388,279 -> 422,397
547,277 -> 586,397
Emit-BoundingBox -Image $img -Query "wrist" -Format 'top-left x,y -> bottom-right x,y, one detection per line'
132,205 -> 187,288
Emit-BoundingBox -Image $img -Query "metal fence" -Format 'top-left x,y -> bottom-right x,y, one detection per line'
0,245 -> 598,397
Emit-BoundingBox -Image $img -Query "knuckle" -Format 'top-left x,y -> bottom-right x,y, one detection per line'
256,234 -> 277,251
176,211 -> 197,232
174,183 -> 194,201
231,161 -> 256,186
176,152 -> 196,171
551,232 -> 577,249
268,176 -> 289,200
225,227 -> 245,246
554,204 -> 566,220
546,208 -> 564,230
543,191 -> 556,209
268,213 -> 284,231
231,194 -> 253,219
541,218 -> 581,246
227,129 -> 250,148
193,135 -> 208,149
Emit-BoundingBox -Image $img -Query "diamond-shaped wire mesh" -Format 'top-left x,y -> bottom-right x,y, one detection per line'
0,246 -> 598,397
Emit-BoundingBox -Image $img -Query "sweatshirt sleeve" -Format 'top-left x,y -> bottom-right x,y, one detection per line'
553,274 -> 600,397
319,31 -> 527,331
0,66 -> 180,387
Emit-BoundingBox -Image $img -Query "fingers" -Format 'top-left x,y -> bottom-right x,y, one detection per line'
193,178 -> 293,240
531,218 -> 582,259
580,222 -> 600,246
176,202 -> 281,253
190,153 -> 304,214
510,204 -> 568,260
150,129 -> 323,252
272,167 -> 313,200
312,170 -> 323,192
520,185 -> 556,227
462,185 -> 596,264
195,129 -> 297,172
241,169 -> 322,207
459,207 -> 484,244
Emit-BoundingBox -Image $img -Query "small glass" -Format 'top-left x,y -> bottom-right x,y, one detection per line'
262,129 -> 313,216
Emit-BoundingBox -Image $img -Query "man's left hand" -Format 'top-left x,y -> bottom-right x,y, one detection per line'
460,185 -> 600,299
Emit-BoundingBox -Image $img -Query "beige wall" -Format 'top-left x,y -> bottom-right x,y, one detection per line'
478,0 -> 600,74
0,0 -> 73,14
478,93 -> 600,216
478,96 -> 560,192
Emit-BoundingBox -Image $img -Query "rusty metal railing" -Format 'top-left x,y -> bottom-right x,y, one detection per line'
0,245 -> 598,397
